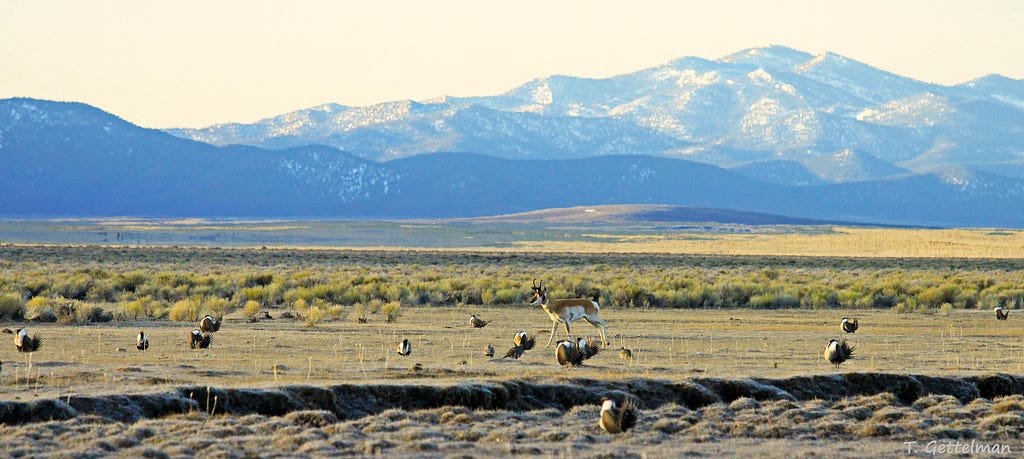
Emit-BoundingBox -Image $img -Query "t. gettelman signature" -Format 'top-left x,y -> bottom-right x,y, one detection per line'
903,440 -> 1011,455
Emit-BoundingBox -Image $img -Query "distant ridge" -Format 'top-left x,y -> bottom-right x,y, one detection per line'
450,205 -> 871,226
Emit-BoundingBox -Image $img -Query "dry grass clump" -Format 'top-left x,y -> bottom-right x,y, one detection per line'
870,405 -> 910,423
284,409 -> 338,427
4,391 -> 1024,457
912,393 -> 959,410
271,426 -> 329,451
990,394 -> 1024,414
856,423 -> 901,437
645,403 -> 695,434
839,405 -> 874,421
729,396 -> 761,411
759,399 -> 799,417
439,406 -> 477,424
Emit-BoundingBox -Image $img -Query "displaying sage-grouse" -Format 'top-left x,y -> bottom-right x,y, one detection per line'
996,306 -> 1009,321
14,329 -> 42,353
397,339 -> 411,356
199,315 -> 222,332
503,330 -> 536,359
189,329 -> 212,349
470,314 -> 490,328
824,338 -> 854,368
555,337 -> 600,367
841,317 -> 859,333
599,395 -> 638,434
485,343 -> 495,357
136,330 -> 149,350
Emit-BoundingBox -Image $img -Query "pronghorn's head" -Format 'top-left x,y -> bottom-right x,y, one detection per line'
529,279 -> 546,305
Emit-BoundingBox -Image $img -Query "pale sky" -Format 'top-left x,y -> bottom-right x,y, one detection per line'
2,0 -> 1021,128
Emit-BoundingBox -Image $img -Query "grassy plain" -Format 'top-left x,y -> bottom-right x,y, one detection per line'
2,306 -> 1022,399
3,306 -> 1024,457
2,221 -> 1024,457
2,218 -> 1024,258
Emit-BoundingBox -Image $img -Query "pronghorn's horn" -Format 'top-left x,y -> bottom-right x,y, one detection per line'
533,278 -> 539,289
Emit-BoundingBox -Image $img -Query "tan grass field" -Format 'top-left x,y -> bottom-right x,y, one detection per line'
5,220 -> 1024,258
2,235 -> 1024,457
508,227 -> 1024,258
3,306 -> 1021,398
3,305 -> 1024,457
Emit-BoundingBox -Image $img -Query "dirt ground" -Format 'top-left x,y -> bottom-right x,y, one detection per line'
2,307 -> 1023,457
2,306 -> 1019,397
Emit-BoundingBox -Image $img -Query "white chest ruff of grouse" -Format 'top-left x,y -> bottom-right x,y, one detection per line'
14,329 -> 42,353
397,339 -> 411,356
199,315 -> 222,332
824,338 -> 854,368
136,330 -> 149,350
189,329 -> 212,349
599,397 -> 638,434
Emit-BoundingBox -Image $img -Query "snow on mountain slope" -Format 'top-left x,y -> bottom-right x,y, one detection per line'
164,46 -> 1024,181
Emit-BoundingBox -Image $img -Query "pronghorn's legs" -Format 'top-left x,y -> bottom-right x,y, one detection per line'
585,317 -> 610,346
546,318 -> 582,348
547,321 -> 559,347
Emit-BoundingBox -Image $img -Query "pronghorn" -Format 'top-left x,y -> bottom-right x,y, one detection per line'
189,329 -> 212,349
824,338 -> 854,368
470,314 -> 490,328
199,315 -> 222,332
841,317 -> 859,333
599,395 -> 639,434
397,338 -> 411,356
529,279 -> 609,347
14,328 -> 42,353
136,330 -> 149,350
996,306 -> 1009,321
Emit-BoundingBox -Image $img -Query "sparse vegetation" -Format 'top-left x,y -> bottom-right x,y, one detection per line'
168,298 -> 200,322
241,300 -> 261,319
3,245 -> 1024,326
3,243 -> 1024,456
382,301 -> 401,323
0,293 -> 23,321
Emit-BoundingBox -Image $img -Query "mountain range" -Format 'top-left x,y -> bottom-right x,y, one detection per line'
169,46 -> 1024,185
2,46 -> 1023,227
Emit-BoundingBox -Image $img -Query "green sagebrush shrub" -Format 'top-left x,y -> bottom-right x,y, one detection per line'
0,293 -> 24,320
